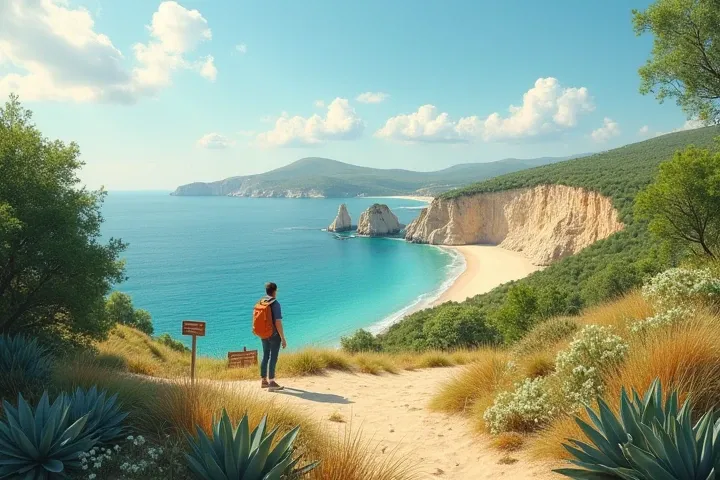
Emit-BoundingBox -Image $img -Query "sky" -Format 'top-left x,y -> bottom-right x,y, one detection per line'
0,0 -> 702,190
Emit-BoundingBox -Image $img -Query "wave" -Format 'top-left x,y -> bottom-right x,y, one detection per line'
395,206 -> 426,210
366,246 -> 466,335
274,226 -> 323,232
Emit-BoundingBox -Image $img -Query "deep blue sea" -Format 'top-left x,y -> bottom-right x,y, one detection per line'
101,193 -> 461,357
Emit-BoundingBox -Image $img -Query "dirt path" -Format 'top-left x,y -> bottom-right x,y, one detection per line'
243,367 -> 561,480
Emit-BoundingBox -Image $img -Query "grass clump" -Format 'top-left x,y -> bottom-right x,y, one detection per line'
328,411 -> 346,423
512,317 -> 578,356
491,432 -> 524,452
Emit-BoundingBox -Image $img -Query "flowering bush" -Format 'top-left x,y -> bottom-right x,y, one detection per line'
72,435 -> 189,480
641,267 -> 720,311
483,377 -> 555,434
630,306 -> 693,334
554,325 -> 628,408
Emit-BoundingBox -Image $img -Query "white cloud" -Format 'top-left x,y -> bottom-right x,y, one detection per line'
652,118 -> 706,137
0,0 -> 215,103
197,133 -> 234,149
237,130 -> 256,137
638,125 -> 650,136
591,117 -> 621,142
235,43 -> 247,54
314,100 -> 325,108
356,92 -> 389,104
198,55 -> 217,81
256,98 -> 364,147
375,105 -> 481,143
376,77 -> 594,144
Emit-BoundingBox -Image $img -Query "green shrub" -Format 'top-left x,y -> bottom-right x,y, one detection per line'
554,325 -> 628,409
556,379 -> 720,479
156,333 -> 190,353
0,333 -> 53,400
340,329 -> 381,353
581,262 -> 642,305
422,305 -> 499,350
106,292 -> 154,335
641,266 -> 720,310
513,317 -> 579,356
0,392 -> 96,479
492,284 -> 539,343
483,377 -> 555,434
185,411 -> 318,479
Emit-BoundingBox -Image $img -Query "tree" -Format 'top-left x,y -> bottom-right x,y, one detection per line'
105,292 -> 154,335
633,0 -> 720,124
422,305 -> 499,350
0,95 -> 126,340
635,145 -> 720,258
340,329 -> 381,353
491,284 -> 539,343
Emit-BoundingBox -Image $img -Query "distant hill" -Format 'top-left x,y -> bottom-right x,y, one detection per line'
171,155 -> 585,198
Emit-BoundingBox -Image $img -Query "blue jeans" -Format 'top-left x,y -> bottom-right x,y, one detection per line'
260,333 -> 281,379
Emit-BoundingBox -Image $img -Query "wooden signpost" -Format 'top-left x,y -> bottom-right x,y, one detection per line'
228,347 -> 258,369
182,320 -> 206,383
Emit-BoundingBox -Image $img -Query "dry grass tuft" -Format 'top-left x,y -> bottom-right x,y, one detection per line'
417,352 -> 454,369
430,349 -> 509,414
520,351 -> 555,378
491,432 -> 524,452
532,308 -> 720,461
328,411 -> 346,423
577,291 -> 653,332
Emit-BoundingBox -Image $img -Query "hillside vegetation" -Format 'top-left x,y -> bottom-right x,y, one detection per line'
366,126 -> 720,352
171,155 -> 581,197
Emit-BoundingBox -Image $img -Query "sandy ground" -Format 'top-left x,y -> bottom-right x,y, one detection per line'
434,246 -> 543,305
244,367 -> 561,480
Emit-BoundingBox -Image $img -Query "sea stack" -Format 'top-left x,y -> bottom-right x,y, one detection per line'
328,204 -> 352,232
357,204 -> 403,236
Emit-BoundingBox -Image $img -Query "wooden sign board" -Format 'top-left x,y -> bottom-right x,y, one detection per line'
182,321 -> 206,337
228,349 -> 258,369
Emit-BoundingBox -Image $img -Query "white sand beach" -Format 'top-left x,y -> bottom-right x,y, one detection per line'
246,367 -> 561,479
434,246 -> 543,305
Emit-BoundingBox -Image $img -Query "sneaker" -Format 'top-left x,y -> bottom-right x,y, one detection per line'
268,381 -> 284,392
261,379 -> 269,389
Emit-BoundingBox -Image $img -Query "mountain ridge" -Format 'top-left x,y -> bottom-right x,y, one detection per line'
171,155 -> 586,198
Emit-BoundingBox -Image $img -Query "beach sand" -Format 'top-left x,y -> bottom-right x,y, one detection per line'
434,245 -> 543,305
244,367 -> 561,479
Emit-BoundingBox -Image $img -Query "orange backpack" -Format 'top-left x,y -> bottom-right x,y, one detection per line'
252,299 -> 275,339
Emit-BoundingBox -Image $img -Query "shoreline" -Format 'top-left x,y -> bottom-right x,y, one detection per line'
368,244 -> 542,334
364,195 -> 434,203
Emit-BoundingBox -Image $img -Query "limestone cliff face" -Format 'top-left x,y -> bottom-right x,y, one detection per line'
405,185 -> 624,265
329,204 -> 352,232
357,204 -> 403,236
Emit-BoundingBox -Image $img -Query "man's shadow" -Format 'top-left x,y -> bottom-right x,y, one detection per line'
274,387 -> 353,405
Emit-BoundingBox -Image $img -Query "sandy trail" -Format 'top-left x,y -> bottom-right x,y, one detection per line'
241,367 -> 561,480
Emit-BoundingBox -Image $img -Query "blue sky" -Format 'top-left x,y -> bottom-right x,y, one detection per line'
1,0 -> 697,190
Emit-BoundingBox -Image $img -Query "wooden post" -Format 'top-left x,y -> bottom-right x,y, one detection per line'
191,335 -> 197,384
182,321 -> 206,384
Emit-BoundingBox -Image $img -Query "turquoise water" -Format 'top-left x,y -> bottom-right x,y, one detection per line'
101,193 -> 460,357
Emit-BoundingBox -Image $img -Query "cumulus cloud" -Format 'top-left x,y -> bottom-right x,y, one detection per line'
650,118 -> 706,138
591,117 -> 621,142
256,98 -> 364,147
0,0 -> 215,103
314,100 -> 325,108
638,125 -> 650,136
197,133 -> 234,149
375,105 -> 481,143
235,43 -> 247,54
376,77 -> 594,143
356,92 -> 389,104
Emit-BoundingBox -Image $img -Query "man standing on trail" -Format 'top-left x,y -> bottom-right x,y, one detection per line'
254,282 -> 287,391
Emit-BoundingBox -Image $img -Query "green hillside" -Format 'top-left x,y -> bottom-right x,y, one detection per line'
171,155 -> 582,197
373,126 -> 720,352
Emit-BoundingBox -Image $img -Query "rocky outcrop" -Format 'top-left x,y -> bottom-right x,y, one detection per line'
329,204 -> 353,232
357,204 -> 404,236
405,185 -> 624,265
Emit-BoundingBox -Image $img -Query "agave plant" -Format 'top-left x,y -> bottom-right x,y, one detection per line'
69,386 -> 129,445
0,334 -> 53,399
556,378 -> 720,479
186,410 -> 319,480
0,392 -> 97,479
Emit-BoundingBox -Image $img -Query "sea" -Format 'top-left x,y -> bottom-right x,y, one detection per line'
101,192 -> 463,357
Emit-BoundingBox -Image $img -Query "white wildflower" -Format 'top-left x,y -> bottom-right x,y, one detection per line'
483,377 -> 554,434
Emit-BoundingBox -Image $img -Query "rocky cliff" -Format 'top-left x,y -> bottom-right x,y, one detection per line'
329,204 -> 353,232
405,185 -> 624,265
357,204 -> 403,236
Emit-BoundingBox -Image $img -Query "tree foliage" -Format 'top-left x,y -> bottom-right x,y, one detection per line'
105,292 -> 154,335
636,144 -> 720,257
633,0 -> 720,124
0,95 -> 126,341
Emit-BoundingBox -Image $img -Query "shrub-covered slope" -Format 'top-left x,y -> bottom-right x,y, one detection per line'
376,126 -> 720,351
